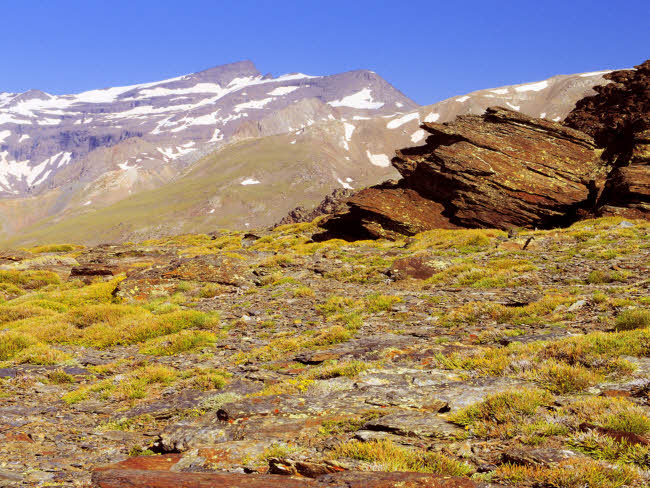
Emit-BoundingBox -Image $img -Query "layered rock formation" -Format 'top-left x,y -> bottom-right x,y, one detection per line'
318,61 -> 649,240
566,60 -> 650,218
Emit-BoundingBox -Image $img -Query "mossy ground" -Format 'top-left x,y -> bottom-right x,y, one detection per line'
1,216 -> 649,485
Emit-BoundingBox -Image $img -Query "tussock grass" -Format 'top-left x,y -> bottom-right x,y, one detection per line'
27,244 -> 81,254
332,439 -> 472,476
496,458 -> 639,488
450,389 -> 555,439
615,308 -> 650,331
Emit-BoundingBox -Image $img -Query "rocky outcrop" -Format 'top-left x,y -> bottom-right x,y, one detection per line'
274,188 -> 355,228
565,60 -> 649,161
318,107 -> 602,239
318,61 -> 650,240
565,60 -> 650,218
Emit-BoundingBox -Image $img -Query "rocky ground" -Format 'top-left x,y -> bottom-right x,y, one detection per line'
0,216 -> 649,487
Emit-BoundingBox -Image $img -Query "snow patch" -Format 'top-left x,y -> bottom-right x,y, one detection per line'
490,88 -> 509,95
395,102 -> 403,108
0,130 -> 11,144
365,150 -> 391,167
456,96 -> 470,103
337,177 -> 353,190
515,80 -> 548,92
19,134 -> 30,143
328,88 -> 384,109
540,112 -> 546,118
411,129 -> 427,143
118,161 -> 138,171
424,112 -> 440,123
344,122 -> 356,140
209,128 -> 223,143
579,70 -> 613,77
234,98 -> 273,112
83,200 -> 92,206
387,112 -> 419,129
268,86 -> 300,96
505,102 -> 521,111
552,116 -> 561,122
241,178 -> 260,185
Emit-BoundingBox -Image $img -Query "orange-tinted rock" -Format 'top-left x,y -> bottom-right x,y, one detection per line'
92,468 -> 478,488
394,108 -> 600,229
95,454 -> 182,471
318,107 -> 601,239
316,185 -> 458,240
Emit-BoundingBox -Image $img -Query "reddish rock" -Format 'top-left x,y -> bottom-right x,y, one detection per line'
565,60 -> 650,159
565,61 -> 650,217
388,254 -> 448,280
318,107 -> 601,239
95,454 -> 182,471
394,108 -> 600,230
317,185 -> 458,240
319,471 -> 478,487
92,469 -> 319,488
162,255 -> 251,287
92,469 -> 478,488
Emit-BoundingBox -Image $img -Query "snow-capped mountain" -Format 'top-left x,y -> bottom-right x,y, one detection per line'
0,60 -> 416,196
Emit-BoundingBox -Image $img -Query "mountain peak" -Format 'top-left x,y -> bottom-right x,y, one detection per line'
189,60 -> 261,85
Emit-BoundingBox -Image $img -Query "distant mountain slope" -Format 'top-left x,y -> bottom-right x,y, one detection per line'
0,64 -> 617,245
0,60 -> 416,196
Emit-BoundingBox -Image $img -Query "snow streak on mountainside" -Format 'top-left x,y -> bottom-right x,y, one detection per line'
0,60 -> 416,195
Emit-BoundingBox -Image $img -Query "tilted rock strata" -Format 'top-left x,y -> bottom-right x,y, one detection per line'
318,107 -> 602,239
318,61 -> 650,239
565,60 -> 650,218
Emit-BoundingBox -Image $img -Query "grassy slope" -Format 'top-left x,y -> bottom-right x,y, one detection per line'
2,132 -> 392,246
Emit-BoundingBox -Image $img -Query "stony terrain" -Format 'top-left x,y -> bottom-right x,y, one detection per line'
1,216 -> 649,487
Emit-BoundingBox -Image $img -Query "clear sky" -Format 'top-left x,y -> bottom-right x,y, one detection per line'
1,0 -> 648,105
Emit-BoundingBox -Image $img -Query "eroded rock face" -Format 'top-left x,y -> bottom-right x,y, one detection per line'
318,107 -> 601,238
565,61 -> 650,218
565,60 -> 650,160
395,108 -> 601,229
318,60 -> 650,239
275,188 -> 355,228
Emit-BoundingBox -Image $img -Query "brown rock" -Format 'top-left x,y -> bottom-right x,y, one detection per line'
565,60 -> 650,160
389,254 -> 448,280
317,185 -> 458,240
163,255 -> 251,287
565,61 -> 650,217
70,266 -> 115,277
319,471 -> 478,488
394,108 -> 600,229
95,454 -> 182,471
92,469 -> 478,488
598,164 -> 650,218
92,469 -> 319,488
318,107 -> 601,239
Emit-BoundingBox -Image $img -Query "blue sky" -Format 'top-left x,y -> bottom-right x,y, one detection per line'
1,0 -> 648,104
